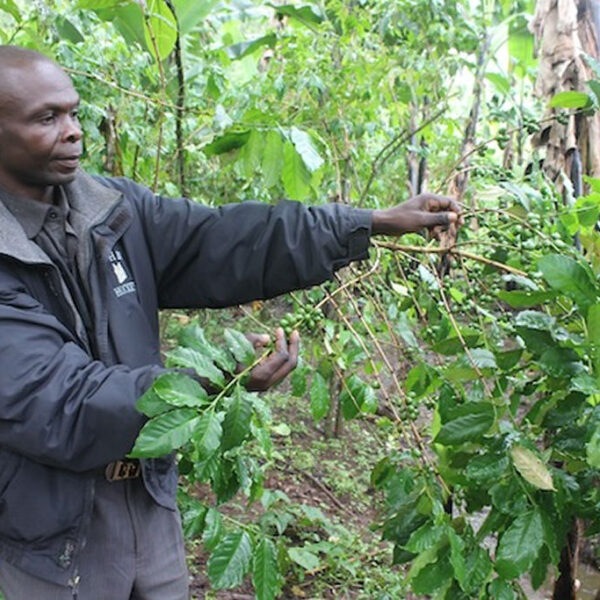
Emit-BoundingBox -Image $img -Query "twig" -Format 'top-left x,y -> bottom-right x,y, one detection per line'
360,107 -> 447,203
290,466 -> 353,515
372,240 -> 527,277
165,0 -> 188,196
141,4 -> 167,192
64,67 -> 210,116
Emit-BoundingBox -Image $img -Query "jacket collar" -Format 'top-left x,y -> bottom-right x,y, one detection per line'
0,171 -> 124,266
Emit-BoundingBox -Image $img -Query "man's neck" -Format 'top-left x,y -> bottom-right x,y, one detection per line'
0,181 -> 56,204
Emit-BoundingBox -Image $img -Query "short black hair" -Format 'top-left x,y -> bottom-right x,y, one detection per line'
0,45 -> 53,68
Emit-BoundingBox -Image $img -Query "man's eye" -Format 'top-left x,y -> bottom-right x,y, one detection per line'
40,114 -> 56,124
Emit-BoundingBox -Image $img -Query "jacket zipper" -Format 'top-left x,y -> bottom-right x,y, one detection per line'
68,571 -> 80,599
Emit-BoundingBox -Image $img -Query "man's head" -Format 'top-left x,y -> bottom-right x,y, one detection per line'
0,46 -> 82,202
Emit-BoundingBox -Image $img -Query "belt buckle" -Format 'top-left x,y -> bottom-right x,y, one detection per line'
105,459 -> 141,482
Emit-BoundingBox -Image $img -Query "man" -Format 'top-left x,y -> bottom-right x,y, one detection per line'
0,46 -> 460,599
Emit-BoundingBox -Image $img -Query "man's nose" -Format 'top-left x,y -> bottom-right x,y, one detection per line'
62,115 -> 82,143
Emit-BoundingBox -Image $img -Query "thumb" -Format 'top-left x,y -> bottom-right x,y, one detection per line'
421,210 -> 456,229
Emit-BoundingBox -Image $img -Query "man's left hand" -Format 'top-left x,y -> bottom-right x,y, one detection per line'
371,193 -> 462,238
245,328 -> 299,392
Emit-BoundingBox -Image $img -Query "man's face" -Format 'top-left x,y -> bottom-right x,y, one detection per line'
0,60 -> 83,202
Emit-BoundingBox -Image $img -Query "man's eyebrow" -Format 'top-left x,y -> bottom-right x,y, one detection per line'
27,98 -> 81,116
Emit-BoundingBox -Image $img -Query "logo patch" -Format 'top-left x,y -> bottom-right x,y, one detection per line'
109,250 -> 136,298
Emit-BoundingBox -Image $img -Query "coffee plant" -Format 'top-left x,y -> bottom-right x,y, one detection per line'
4,0 -> 600,598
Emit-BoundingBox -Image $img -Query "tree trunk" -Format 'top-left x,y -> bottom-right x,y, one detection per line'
531,0 -> 600,191
531,3 -> 600,597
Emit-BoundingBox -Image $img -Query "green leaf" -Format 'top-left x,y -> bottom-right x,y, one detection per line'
485,72 -> 510,94
224,328 -> 255,366
106,3 -> 146,47
310,372 -> 330,422
180,325 -> 236,373
267,3 -> 324,28
588,303 -> 600,343
144,0 -> 177,61
289,127 -> 324,172
221,388 -> 253,451
488,578 -> 515,600
586,426 -> 600,468
497,290 -> 557,308
0,0 -> 21,21
495,348 -> 523,371
411,551 -> 453,595
584,175 -> 600,193
181,497 -> 208,538
208,531 -> 253,589
510,445 -> 555,491
166,347 -> 225,388
340,374 -> 376,419
136,387 -> 171,417
153,373 -> 209,407
515,310 -> 555,331
291,362 -> 310,397
575,193 -> 600,227
538,254 -> 598,312
588,304 -> 600,375
282,140 -> 311,200
466,451 -> 510,484
288,547 -> 320,571
361,386 -> 378,414
193,412 -> 223,456
77,0 -> 128,8
203,507 -> 223,551
549,90 -> 594,109
448,528 -> 467,590
432,329 -> 481,355
56,16 -> 84,43
226,33 -> 277,60
588,79 -> 600,106
508,17 -> 534,76
172,0 -> 218,35
204,130 -> 251,157
404,522 -> 446,553
434,402 -> 495,446
241,129 -> 264,178
495,509 -> 544,579
252,538 -> 280,600
262,130 -> 284,188
130,408 -> 200,458
538,347 -> 583,378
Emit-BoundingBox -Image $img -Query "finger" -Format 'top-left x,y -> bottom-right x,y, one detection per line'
421,210 -> 455,229
245,330 -> 299,391
265,330 -> 300,387
246,333 -> 271,349
423,194 -> 463,220
273,327 -> 288,354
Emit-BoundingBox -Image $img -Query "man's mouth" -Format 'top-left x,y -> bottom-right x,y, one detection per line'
53,155 -> 81,169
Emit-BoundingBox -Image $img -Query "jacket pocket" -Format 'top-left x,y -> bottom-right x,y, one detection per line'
0,456 -> 87,543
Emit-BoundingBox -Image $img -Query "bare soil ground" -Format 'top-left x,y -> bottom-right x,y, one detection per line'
185,388 -> 402,600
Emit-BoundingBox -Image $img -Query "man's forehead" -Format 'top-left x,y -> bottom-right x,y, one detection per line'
0,61 -> 78,115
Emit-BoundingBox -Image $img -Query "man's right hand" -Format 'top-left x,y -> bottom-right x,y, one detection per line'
245,328 -> 300,392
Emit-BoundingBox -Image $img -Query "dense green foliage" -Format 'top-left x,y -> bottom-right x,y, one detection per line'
3,0 -> 600,598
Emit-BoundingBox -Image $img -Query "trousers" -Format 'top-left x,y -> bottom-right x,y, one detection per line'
0,475 -> 189,600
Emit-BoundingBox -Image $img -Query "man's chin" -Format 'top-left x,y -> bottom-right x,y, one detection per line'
49,169 -> 79,185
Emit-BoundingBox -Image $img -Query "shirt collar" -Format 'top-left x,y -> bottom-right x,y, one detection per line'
0,185 -> 64,239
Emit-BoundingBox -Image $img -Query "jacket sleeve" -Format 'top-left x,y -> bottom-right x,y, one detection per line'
0,279 -> 164,472
100,178 -> 372,309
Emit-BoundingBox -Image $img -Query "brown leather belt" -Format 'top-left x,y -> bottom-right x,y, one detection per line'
104,459 -> 141,482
